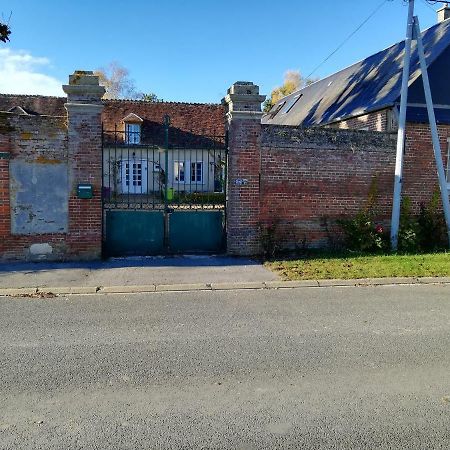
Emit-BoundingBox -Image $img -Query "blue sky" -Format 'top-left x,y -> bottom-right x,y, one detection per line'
0,0 -> 442,103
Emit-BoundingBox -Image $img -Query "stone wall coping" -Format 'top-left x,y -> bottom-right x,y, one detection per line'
62,84 -> 105,97
223,93 -> 267,104
226,111 -> 264,121
261,124 -> 397,149
64,103 -> 104,114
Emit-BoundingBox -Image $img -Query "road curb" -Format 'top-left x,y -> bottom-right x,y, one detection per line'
1,276 -> 450,297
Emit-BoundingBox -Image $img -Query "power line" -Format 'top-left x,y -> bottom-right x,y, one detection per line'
421,0 -> 438,10
306,0 -> 392,79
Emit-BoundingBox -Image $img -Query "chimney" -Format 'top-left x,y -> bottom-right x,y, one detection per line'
437,3 -> 450,23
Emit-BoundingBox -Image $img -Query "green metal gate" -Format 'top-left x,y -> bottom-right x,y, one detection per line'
102,115 -> 227,257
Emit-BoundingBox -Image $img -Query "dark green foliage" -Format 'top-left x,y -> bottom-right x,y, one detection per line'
338,174 -> 447,254
398,197 -> 419,253
263,98 -> 274,113
259,221 -> 280,258
337,178 -> 389,252
337,211 -> 388,252
0,22 -> 11,42
171,192 -> 225,205
141,93 -> 159,102
398,191 -> 447,253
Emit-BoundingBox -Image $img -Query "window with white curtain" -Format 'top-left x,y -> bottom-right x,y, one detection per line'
174,161 -> 185,182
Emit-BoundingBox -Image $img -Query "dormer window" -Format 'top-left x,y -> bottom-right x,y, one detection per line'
125,123 -> 141,144
123,113 -> 143,145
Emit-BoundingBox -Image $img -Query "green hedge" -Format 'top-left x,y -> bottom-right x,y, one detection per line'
171,192 -> 225,205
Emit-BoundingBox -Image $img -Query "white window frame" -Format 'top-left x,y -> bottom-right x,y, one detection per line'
125,123 -> 141,145
120,158 -> 148,194
190,161 -> 203,184
174,161 -> 186,183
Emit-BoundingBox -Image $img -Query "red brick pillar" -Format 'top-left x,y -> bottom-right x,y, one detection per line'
63,71 -> 105,260
0,151 -> 10,253
223,82 -> 265,255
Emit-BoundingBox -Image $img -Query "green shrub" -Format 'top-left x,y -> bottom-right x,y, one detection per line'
259,222 -> 280,258
337,211 -> 388,252
397,193 -> 448,253
398,197 -> 419,253
171,192 -> 225,205
339,182 -> 448,254
337,177 -> 388,252
417,191 -> 447,251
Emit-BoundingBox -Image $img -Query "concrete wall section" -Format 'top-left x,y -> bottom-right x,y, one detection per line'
10,160 -> 68,234
0,113 -> 70,260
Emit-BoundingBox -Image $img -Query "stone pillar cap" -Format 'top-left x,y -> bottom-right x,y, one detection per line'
62,70 -> 105,97
222,81 -> 266,119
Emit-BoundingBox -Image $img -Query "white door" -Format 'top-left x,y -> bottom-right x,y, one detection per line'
120,159 -> 148,194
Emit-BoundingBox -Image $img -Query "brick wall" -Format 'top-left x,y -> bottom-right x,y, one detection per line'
0,94 -> 66,116
328,108 -> 393,132
0,154 -> 10,246
0,112 -> 71,260
402,122 -> 450,211
0,85 -> 104,260
227,120 -> 447,254
259,126 -> 397,249
65,105 -> 103,260
227,119 -> 262,255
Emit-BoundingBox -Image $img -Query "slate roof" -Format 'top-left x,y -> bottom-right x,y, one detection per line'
262,18 -> 450,127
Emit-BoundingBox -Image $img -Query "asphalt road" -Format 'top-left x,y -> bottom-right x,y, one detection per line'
1,284 -> 450,449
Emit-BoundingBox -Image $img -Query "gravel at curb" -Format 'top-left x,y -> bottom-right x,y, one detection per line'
0,277 -> 450,297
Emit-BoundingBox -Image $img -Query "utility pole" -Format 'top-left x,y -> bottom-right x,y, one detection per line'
390,0 -> 415,250
413,16 -> 450,245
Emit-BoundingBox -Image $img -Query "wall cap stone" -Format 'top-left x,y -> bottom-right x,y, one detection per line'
222,81 -> 265,118
64,103 -> 104,114
62,70 -> 105,100
226,110 -> 264,122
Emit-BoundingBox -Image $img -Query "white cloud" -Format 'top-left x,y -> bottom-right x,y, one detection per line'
0,48 -> 64,96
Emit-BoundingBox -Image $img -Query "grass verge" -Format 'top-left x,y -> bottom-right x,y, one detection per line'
266,252 -> 450,281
